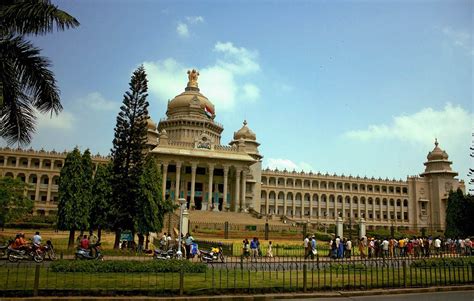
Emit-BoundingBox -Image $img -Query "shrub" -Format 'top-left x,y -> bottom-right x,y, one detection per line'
410,257 -> 474,268
50,260 -> 207,273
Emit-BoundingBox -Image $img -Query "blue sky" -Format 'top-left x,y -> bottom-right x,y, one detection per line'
4,0 -> 473,187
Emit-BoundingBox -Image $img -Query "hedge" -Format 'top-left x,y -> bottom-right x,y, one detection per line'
50,260 -> 207,273
410,257 -> 474,268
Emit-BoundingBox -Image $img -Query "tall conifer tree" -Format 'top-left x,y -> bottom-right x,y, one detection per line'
89,163 -> 112,240
57,147 -> 90,248
110,66 -> 149,248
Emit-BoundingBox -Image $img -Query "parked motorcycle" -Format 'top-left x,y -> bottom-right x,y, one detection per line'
199,245 -> 225,263
153,248 -> 176,260
75,242 -> 103,260
40,240 -> 57,260
0,240 -> 12,258
8,245 -> 43,263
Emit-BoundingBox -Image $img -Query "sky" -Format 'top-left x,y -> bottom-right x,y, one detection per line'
3,0 -> 473,187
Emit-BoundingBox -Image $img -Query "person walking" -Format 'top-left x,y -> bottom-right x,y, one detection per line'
310,236 -> 317,259
304,235 -> 310,259
345,239 -> 352,259
250,237 -> 259,260
266,241 -> 273,258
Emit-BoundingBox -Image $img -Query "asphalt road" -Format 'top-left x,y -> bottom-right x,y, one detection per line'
276,290 -> 474,301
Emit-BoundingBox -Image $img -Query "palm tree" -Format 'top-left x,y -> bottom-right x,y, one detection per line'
0,0 -> 79,146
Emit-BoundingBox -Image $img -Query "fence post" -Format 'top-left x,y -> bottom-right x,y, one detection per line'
303,264 -> 307,292
33,265 -> 40,297
179,267 -> 184,296
224,221 -> 229,239
402,261 -> 406,288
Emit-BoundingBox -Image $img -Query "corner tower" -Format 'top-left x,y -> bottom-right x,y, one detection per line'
407,139 -> 465,231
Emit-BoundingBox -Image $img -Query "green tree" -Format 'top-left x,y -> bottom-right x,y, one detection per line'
0,0 -> 79,145
445,188 -> 466,238
135,155 -> 173,248
0,176 -> 33,229
81,148 -> 93,234
110,66 -> 149,248
57,147 -> 90,248
89,163 -> 112,241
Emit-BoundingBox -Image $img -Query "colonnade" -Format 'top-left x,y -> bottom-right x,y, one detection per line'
160,161 -> 249,212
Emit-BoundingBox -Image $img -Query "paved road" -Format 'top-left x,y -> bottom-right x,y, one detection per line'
276,290 -> 474,301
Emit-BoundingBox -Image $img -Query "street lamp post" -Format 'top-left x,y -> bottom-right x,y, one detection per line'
176,198 -> 186,259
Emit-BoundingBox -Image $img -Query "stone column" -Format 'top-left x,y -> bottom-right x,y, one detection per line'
223,165 -> 229,211
317,196 -> 321,219
336,217 -> 343,238
182,207 -> 189,236
372,200 -> 376,222
283,195 -> 287,216
342,197 -> 346,220
175,162 -> 182,201
359,218 -> 366,238
190,163 -> 197,209
309,196 -> 313,218
46,176 -> 52,203
241,169 -> 247,211
162,162 -> 168,201
207,164 -> 214,211
234,168 -> 241,212
349,196 -> 353,219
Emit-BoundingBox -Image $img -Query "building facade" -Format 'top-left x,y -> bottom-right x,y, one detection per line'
0,70 -> 465,231
0,148 -> 109,216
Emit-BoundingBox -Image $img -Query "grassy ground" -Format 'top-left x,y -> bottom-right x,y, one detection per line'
0,262 -> 472,296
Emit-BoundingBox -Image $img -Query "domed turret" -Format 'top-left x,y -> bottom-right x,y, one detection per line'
234,120 -> 256,141
230,120 -> 262,160
146,117 -> 159,149
427,139 -> 449,161
421,139 -> 457,177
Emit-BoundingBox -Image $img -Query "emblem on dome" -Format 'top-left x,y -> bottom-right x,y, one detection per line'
187,69 -> 199,88
195,134 -> 213,150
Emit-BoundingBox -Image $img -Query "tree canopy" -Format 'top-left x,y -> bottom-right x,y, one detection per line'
0,176 -> 33,228
0,0 -> 79,145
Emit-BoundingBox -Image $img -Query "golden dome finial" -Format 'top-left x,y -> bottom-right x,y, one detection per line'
187,69 -> 199,88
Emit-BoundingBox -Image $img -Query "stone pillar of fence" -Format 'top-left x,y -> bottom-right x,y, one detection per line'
359,218 -> 366,238
182,208 -> 189,236
336,217 -> 343,238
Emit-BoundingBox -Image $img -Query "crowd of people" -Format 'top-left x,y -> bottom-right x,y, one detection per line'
354,236 -> 473,259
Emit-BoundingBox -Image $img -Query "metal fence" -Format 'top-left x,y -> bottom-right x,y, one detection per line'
1,257 -> 473,297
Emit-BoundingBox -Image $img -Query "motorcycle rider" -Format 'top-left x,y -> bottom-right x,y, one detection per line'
11,233 -> 28,250
32,231 -> 42,246
80,235 -> 90,250
185,233 -> 194,259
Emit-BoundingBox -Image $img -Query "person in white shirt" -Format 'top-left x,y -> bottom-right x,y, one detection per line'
32,231 -> 42,246
382,239 -> 389,258
434,237 -> 442,256
303,235 -> 310,259
345,239 -> 352,258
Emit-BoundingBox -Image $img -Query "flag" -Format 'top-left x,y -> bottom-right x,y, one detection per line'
204,105 -> 213,118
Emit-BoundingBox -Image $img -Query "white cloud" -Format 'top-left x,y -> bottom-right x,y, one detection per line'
265,158 -> 314,172
344,103 -> 473,149
442,26 -> 473,56
186,16 -> 204,24
36,110 -> 75,131
242,84 -> 260,101
176,22 -> 189,38
214,42 -> 260,75
79,92 -> 118,111
143,42 -> 261,112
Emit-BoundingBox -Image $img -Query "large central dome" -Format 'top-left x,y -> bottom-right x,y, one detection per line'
166,69 -> 216,120
158,70 -> 223,145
